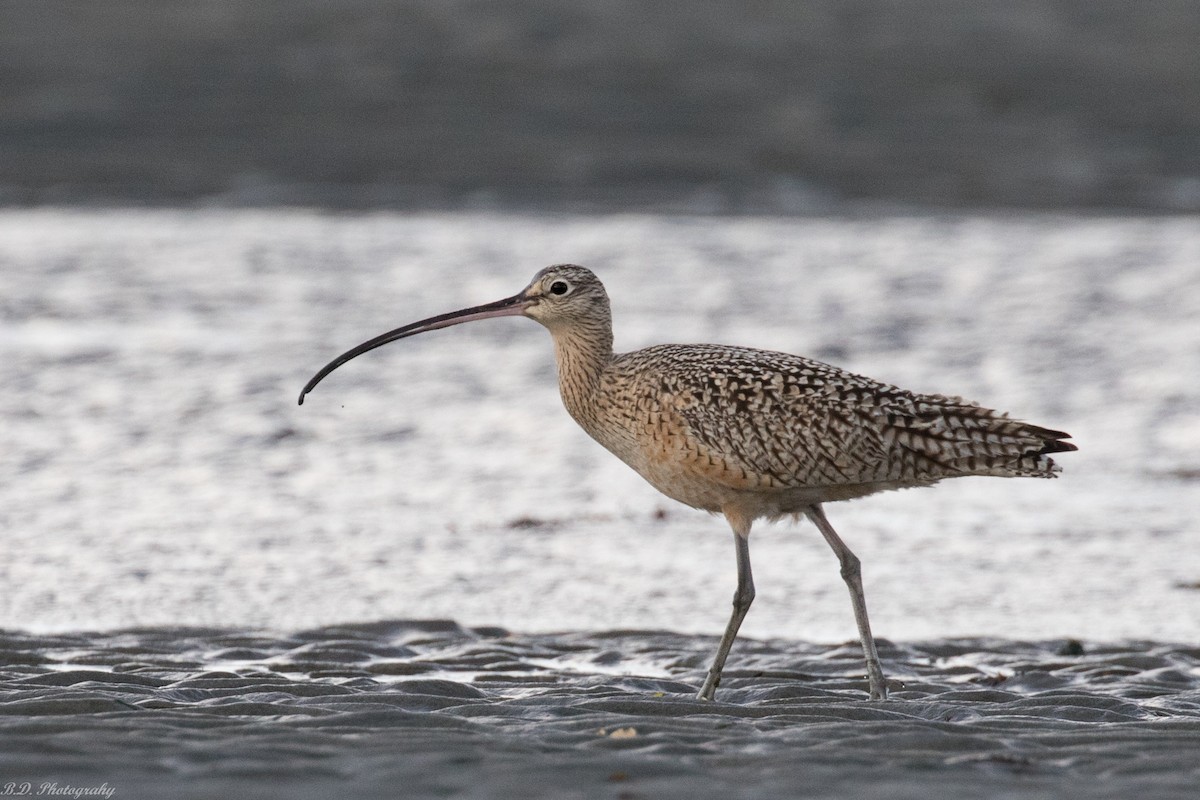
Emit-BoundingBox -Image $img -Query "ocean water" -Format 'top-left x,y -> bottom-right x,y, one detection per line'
1,208 -> 1197,643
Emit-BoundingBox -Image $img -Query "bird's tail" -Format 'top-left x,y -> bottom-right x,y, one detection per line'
1010,423 -> 1078,477
903,397 -> 1077,479
953,418 -> 1077,478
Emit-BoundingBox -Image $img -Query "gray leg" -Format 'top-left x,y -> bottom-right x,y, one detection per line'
805,504 -> 888,700
698,526 -> 755,701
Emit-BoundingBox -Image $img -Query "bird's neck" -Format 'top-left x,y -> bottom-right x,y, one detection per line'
550,320 -> 613,420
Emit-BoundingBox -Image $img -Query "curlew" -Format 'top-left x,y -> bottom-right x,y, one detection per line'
299,265 -> 1076,701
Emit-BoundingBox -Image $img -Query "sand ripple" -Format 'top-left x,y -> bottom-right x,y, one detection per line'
2,622 -> 1198,799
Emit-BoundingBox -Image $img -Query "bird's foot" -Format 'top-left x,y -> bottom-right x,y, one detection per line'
866,675 -> 905,700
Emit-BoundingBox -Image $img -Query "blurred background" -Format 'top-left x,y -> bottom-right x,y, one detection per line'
1,2 -> 1197,641
3,0 -> 1199,211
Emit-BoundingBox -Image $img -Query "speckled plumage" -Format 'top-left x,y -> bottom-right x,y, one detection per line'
537,267 -> 1073,522
300,263 -> 1076,703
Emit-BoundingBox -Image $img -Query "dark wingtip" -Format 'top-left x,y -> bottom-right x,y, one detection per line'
1027,425 -> 1076,455
297,391 -> 306,406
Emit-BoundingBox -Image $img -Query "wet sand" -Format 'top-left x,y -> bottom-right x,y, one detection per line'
2,621 -> 1198,799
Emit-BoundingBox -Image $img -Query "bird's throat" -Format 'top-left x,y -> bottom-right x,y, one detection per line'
551,326 -> 613,423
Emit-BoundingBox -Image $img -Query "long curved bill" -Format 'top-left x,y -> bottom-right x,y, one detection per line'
298,291 -> 534,405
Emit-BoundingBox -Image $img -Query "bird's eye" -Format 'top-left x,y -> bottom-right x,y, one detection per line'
549,280 -> 570,296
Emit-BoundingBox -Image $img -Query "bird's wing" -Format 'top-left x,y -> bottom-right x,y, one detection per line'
632,344 -> 1068,490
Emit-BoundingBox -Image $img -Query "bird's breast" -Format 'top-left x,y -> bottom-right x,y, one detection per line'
566,380 -> 776,513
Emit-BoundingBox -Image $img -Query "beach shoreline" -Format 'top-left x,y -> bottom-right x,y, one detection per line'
2,621 -> 1198,800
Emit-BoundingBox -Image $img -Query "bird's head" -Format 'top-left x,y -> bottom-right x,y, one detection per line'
520,264 -> 610,333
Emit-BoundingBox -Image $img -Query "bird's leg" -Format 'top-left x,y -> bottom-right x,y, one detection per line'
698,522 -> 755,701
804,505 -> 888,700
